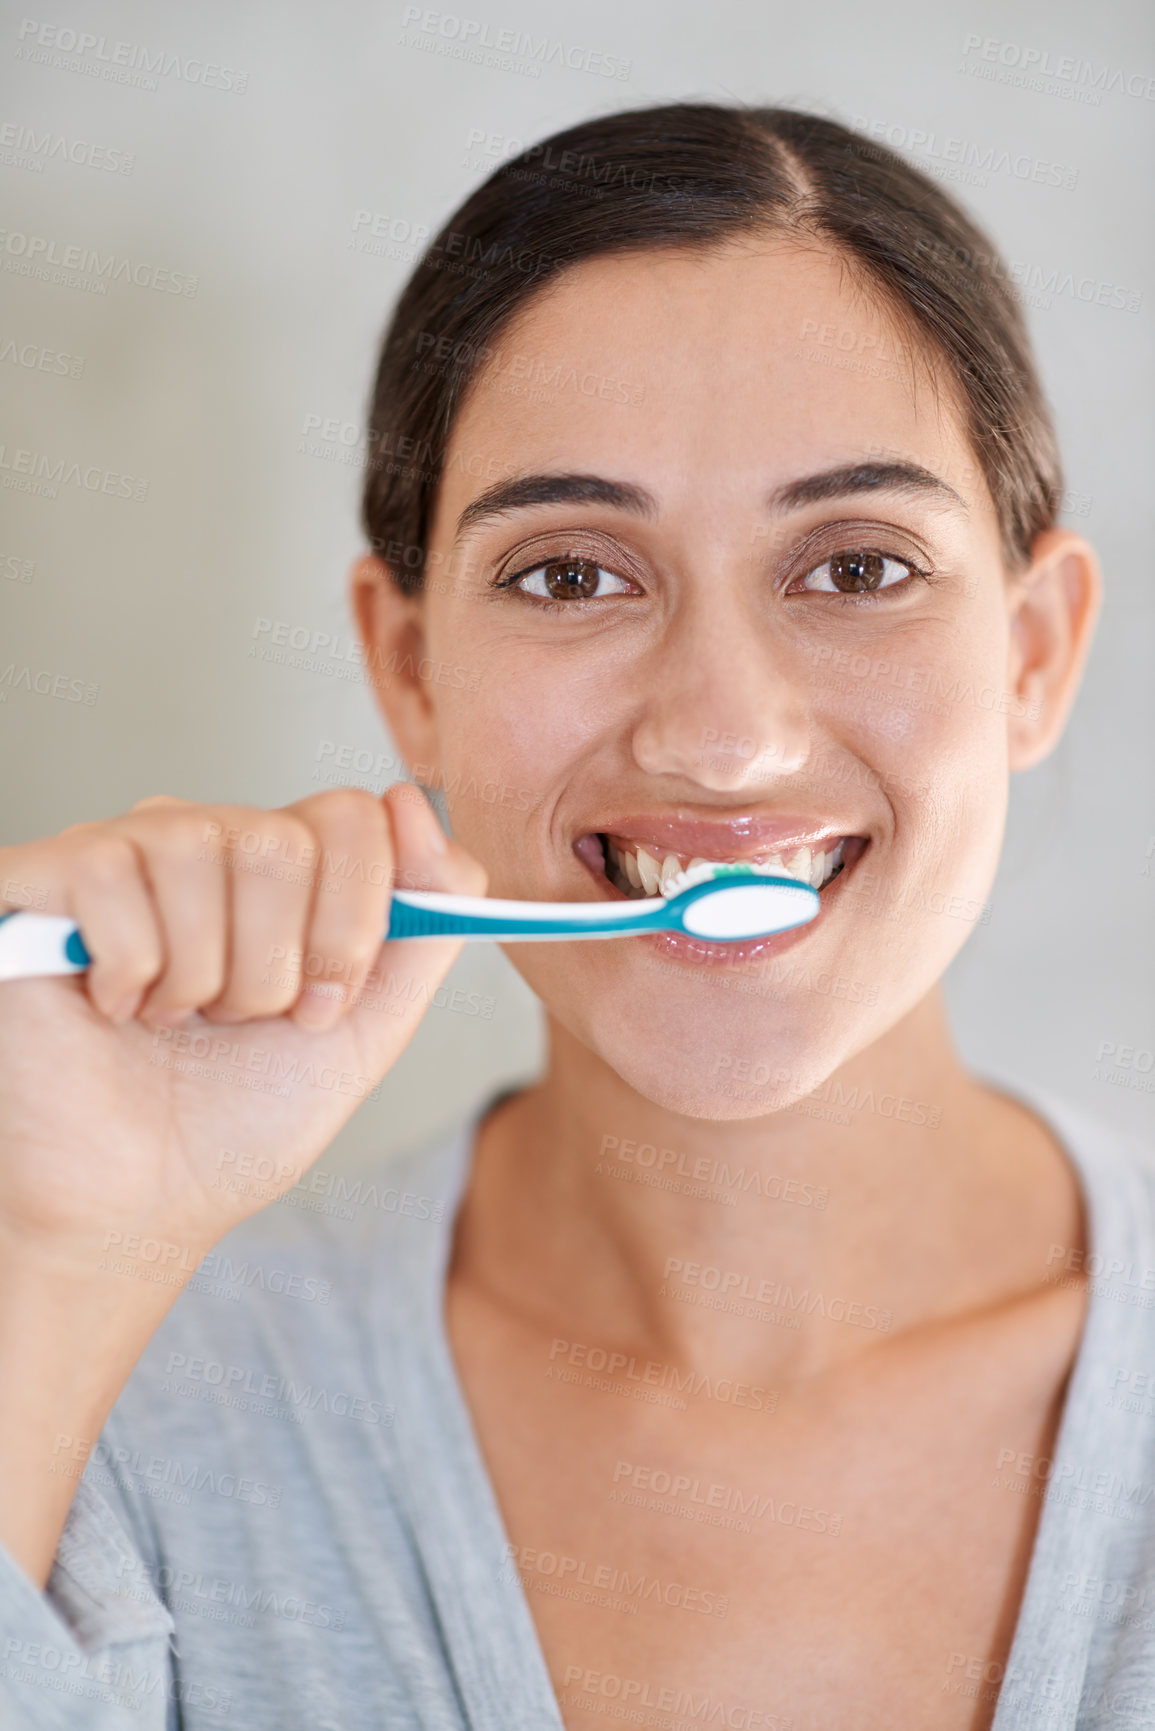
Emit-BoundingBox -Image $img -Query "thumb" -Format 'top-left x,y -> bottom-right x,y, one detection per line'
384,781 -> 488,900
342,783 -> 486,1069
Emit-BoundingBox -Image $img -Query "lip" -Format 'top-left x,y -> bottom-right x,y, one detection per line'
572,818 -> 869,969
592,812 -> 858,862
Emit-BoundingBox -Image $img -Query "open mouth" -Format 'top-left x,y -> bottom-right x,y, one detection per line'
569,827 -> 870,965
591,835 -> 856,901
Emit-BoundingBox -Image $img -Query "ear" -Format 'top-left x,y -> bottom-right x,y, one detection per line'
1005,527 -> 1102,773
349,554 -> 443,777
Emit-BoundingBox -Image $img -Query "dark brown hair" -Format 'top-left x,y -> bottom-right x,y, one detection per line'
361,102 -> 1062,591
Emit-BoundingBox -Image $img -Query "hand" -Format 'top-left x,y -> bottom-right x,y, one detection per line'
0,783 -> 484,1268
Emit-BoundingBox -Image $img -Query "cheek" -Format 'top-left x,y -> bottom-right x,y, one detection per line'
835,679 -> 1010,793
425,656 -> 608,870
440,651 -> 616,790
815,613 -> 1012,795
808,622 -> 1012,936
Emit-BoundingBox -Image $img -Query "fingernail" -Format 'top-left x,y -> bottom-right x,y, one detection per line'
294,983 -> 345,1030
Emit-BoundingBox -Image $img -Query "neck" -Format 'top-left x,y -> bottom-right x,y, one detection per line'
461,988 -> 1084,1382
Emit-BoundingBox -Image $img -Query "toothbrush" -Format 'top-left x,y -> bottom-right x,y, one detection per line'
0,866 -> 819,982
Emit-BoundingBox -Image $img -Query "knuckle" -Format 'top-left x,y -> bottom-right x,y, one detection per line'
200,806 -> 312,866
78,831 -> 139,889
313,793 -> 392,891
221,934 -> 299,1008
158,955 -> 227,1008
93,934 -> 164,986
314,919 -> 382,981
56,818 -> 99,842
315,785 -> 388,833
0,843 -> 34,889
259,810 -> 314,860
129,793 -> 187,814
127,953 -> 167,991
140,809 -> 216,869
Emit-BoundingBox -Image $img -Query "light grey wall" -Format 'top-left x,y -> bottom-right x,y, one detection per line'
2,0 -> 1151,1165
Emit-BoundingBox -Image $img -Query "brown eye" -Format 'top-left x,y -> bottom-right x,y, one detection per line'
547,564 -> 602,605
510,557 -> 633,602
830,551 -> 886,592
799,550 -> 915,595
543,558 -> 601,598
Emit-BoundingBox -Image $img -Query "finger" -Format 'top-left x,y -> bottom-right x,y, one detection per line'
347,785 -> 487,1055
0,805 -> 185,918
200,809 -> 315,1023
115,806 -> 229,1026
281,788 -> 394,1032
64,829 -> 165,1023
385,782 -> 487,897
0,841 -> 61,916
129,794 -> 189,812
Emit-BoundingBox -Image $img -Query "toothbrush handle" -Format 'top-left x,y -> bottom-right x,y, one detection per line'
387,889 -> 662,942
0,912 -> 91,981
0,893 -> 663,981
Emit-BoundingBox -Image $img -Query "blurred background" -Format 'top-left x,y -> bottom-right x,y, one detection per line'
1,0 -> 1152,1169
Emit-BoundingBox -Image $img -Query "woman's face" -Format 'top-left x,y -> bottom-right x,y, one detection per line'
382,241 -> 1038,1117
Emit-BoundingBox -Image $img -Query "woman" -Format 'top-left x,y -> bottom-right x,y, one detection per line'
0,104 -> 1144,1730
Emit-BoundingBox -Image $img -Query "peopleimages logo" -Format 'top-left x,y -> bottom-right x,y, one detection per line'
0,442 -> 149,500
398,6 -> 631,79
0,336 -> 84,376
14,19 -> 249,93
0,119 -> 134,173
0,227 -> 197,294
960,34 -> 1155,102
850,117 -> 1078,190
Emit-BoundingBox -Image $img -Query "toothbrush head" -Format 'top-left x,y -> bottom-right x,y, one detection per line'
660,865 -> 820,939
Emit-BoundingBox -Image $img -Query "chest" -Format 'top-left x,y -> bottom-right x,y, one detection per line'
448,1298 -> 1081,1731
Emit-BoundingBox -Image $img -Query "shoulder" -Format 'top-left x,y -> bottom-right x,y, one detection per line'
993,1079 -> 1155,1238
1030,1088 -> 1155,1246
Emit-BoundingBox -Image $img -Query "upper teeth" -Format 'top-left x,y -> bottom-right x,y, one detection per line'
605,839 -> 846,899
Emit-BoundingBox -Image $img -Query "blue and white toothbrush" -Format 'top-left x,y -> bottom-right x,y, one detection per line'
0,865 -> 819,982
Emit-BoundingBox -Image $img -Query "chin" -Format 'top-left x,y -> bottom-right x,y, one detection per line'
579,1029 -> 837,1123
534,948 -> 887,1122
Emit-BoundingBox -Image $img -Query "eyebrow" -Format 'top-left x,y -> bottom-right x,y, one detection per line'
455,473 -> 656,539
453,460 -> 965,540
767,461 -> 967,514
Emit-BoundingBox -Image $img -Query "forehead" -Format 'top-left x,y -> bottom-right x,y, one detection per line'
435,241 -> 977,533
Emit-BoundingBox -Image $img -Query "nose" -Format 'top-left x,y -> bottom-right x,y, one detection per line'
630,601 -> 811,793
